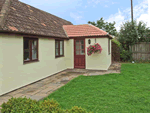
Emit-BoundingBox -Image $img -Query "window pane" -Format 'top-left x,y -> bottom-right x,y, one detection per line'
56,49 -> 59,56
32,40 -> 37,49
60,48 -> 63,55
81,40 -> 84,44
56,41 -> 59,48
24,49 -> 29,52
80,50 -> 85,55
32,49 -> 37,59
76,40 -> 79,45
60,41 -> 63,49
24,40 -> 29,49
76,45 -> 79,50
76,51 -> 79,55
24,50 -> 30,61
32,40 -> 37,60
81,45 -> 84,50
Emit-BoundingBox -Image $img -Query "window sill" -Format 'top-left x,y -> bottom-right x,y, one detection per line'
24,60 -> 39,65
55,55 -> 64,58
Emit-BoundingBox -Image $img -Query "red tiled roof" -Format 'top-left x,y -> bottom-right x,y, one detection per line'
0,0 -> 73,38
63,24 -> 110,38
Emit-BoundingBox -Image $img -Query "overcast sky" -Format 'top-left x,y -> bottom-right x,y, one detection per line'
20,0 -> 150,31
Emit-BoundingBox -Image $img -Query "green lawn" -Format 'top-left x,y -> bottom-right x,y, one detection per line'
41,64 -> 150,113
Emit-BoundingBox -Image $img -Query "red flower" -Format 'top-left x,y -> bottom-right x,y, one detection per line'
87,43 -> 102,56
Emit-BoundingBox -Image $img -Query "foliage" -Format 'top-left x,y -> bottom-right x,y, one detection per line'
112,38 -> 121,47
111,41 -> 121,62
0,97 -> 40,113
88,17 -> 117,36
118,20 -> 150,51
118,20 -> 150,62
66,106 -> 90,113
120,46 -> 132,62
0,97 -> 91,113
43,64 -> 150,113
87,43 -> 102,56
39,99 -> 60,112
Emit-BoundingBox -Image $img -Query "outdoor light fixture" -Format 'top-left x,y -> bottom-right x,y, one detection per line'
88,39 -> 91,44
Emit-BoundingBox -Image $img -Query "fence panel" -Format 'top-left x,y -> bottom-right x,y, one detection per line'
130,42 -> 150,61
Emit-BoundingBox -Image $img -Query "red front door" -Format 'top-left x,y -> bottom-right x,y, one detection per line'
74,39 -> 85,69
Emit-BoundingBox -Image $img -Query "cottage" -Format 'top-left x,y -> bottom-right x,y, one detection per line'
0,0 -> 112,96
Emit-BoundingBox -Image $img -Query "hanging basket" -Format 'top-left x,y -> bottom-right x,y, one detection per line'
87,43 -> 102,56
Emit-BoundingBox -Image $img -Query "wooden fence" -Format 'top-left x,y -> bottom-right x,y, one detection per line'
130,42 -> 150,61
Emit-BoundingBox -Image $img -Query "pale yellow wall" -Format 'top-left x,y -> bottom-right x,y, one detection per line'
65,39 -> 74,69
0,34 -> 68,96
85,38 -> 111,70
0,35 -> 111,96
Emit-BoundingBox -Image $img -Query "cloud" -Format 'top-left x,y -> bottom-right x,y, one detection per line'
87,0 -> 118,8
147,0 -> 150,26
106,0 -> 149,31
70,12 -> 83,21
87,0 -> 109,4
20,0 -> 82,11
104,5 -> 108,8
112,2 -> 119,5
70,12 -> 86,24
107,9 -> 125,31
84,5 -> 87,8
87,0 -> 110,7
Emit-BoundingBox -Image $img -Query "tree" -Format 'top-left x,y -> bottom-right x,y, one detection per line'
118,20 -> 150,50
88,17 -> 117,36
118,20 -> 150,61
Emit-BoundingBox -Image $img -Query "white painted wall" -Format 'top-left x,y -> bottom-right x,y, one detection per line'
0,34 -> 69,95
85,38 -> 111,70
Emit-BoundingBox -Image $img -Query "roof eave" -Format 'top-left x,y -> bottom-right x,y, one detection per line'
69,35 -> 113,39
0,30 -> 69,39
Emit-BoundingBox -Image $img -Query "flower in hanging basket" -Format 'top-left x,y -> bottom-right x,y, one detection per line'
87,43 -> 102,56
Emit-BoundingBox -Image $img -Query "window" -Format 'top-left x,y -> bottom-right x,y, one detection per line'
108,39 -> 111,55
75,40 -> 85,55
55,40 -> 64,58
24,38 -> 38,63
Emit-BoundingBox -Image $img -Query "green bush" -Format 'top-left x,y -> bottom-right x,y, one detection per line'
112,38 -> 121,47
66,106 -> 89,113
0,97 -> 40,113
0,97 -> 91,113
120,46 -> 132,62
39,99 -> 60,112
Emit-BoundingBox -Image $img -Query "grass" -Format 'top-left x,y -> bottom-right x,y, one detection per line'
41,63 -> 150,113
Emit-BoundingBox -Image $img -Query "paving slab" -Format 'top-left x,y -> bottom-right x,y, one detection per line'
21,95 -> 32,99
12,93 -> 24,98
30,94 -> 48,101
40,87 -> 54,94
0,63 -> 121,108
